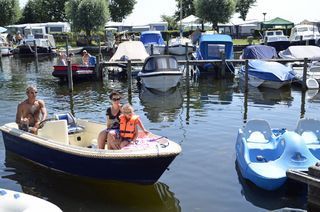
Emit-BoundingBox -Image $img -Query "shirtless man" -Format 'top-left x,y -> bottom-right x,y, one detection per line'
15,86 -> 48,134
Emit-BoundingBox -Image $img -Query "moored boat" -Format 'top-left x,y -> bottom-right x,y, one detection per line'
0,113 -> 181,184
239,45 -> 296,89
278,45 -> 320,88
192,33 -> 234,76
0,188 -> 62,211
52,64 -> 96,80
137,55 -> 183,92
140,31 -> 166,55
168,36 -> 194,55
235,119 -> 320,190
16,34 -> 56,57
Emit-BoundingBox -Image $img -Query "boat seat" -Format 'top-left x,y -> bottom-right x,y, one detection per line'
295,118 -> 320,144
55,112 -> 84,134
244,119 -> 272,143
38,120 -> 69,144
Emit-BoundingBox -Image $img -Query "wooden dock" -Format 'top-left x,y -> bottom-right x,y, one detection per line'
287,164 -> 320,210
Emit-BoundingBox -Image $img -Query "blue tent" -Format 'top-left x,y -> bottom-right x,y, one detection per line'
198,34 -> 233,60
242,45 -> 278,59
140,31 -> 165,45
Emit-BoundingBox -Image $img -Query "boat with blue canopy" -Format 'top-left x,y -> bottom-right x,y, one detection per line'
140,31 -> 166,55
235,118 -> 320,190
239,45 -> 295,89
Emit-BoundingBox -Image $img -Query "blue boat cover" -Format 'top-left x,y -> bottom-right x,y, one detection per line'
197,34 -> 233,60
247,60 -> 295,81
140,31 -> 164,45
242,45 -> 278,59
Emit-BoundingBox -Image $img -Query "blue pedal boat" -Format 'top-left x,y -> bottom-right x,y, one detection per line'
235,119 -> 320,190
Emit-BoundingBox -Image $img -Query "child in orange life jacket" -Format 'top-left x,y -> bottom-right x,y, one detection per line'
107,103 -> 148,150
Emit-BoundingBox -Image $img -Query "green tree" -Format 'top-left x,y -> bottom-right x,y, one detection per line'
174,0 -> 195,21
0,0 -> 20,26
236,0 -> 256,21
20,0 -> 68,23
66,0 -> 109,36
194,0 -> 236,30
161,15 -> 178,30
109,0 -> 136,22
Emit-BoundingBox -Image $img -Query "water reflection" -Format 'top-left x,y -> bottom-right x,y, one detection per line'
3,152 -> 181,212
139,85 -> 183,122
239,86 -> 293,106
235,162 -> 307,211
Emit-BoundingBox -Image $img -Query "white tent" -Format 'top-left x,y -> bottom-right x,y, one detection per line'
179,15 -> 201,25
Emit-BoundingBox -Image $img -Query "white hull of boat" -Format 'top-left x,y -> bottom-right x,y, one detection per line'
0,47 -> 12,56
0,188 -> 62,211
145,44 -> 165,55
168,45 -> 194,55
139,71 -> 182,92
239,71 -> 290,89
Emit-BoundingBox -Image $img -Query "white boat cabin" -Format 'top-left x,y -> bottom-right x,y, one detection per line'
289,24 -> 320,43
263,30 -> 289,43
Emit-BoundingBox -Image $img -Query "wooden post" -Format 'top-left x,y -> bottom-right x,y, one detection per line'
95,56 -> 102,81
302,58 -> 308,91
0,51 -> 2,71
150,44 -> 154,55
67,59 -> 73,91
185,42 -> 188,60
300,89 -> 306,119
127,60 -> 132,103
221,52 -> 226,78
33,40 -> 38,59
98,37 -> 102,58
66,36 -> 69,56
165,40 -> 169,55
244,59 -> 249,93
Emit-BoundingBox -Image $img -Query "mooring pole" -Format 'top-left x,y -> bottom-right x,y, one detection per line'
0,51 -> 2,71
150,44 -> 154,55
67,59 -> 73,91
221,52 -> 226,78
127,60 -> 132,104
302,58 -> 308,91
244,59 -> 249,93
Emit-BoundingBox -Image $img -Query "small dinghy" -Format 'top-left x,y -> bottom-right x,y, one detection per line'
0,188 -> 62,211
235,119 -> 320,190
0,113 -> 181,184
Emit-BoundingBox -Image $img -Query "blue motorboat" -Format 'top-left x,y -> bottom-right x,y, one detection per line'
140,31 -> 166,55
192,33 -> 234,76
235,119 -> 320,191
239,45 -> 295,89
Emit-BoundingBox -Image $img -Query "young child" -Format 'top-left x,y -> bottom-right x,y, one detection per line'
107,103 -> 148,150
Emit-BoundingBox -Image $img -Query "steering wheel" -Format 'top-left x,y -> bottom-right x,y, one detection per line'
38,118 -> 56,129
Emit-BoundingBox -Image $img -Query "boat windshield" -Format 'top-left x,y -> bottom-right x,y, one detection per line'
207,44 -> 225,59
297,27 -> 309,32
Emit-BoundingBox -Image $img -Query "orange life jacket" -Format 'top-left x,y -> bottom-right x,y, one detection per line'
119,114 -> 139,139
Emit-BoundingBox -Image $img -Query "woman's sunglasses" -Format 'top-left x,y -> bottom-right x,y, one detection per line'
112,97 -> 121,101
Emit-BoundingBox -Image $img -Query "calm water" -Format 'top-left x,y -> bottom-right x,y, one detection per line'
0,55 -> 319,211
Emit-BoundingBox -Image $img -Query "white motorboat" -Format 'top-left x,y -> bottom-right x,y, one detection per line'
168,36 -> 194,55
137,55 -> 183,92
16,33 -> 56,56
140,31 -> 166,55
261,30 -> 290,52
0,188 -> 62,211
0,112 -> 181,184
289,24 -> 320,45
279,45 -> 320,88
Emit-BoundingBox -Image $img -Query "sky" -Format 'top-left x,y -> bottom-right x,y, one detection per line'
19,0 -> 319,25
